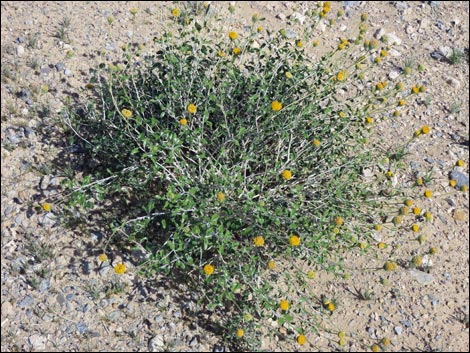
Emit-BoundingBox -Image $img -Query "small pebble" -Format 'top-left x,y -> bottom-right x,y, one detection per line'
394,326 -> 403,335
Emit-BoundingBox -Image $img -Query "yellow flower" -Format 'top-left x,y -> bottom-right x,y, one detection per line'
236,328 -> 244,338
297,334 -> 307,345
114,263 -> 126,275
366,116 -> 374,124
414,130 -> 421,138
411,86 -> 420,94
217,192 -> 225,202
187,104 -> 197,114
412,255 -> 423,266
333,227 -> 340,234
359,242 -> 367,250
233,47 -> 241,55
416,177 -> 424,186
393,216 -> 402,225
252,13 -> 259,22
404,199 -> 413,207
268,260 -> 276,270
461,185 -> 468,192
327,302 -> 335,311
257,26 -> 263,33
424,211 -> 432,220
338,331 -> 346,339
361,13 -> 368,21
421,125 -> 430,134
313,39 -> 319,47
336,70 -> 346,81
456,159 -> 464,167
171,8 -> 180,17
374,224 -> 382,231
307,270 -> 315,279
339,111 -> 347,118
285,71 -> 293,79
411,224 -> 419,232
386,171 -> 393,178
339,338 -> 346,346
179,118 -> 188,126
313,139 -> 321,147
413,207 -> 421,215
229,31 -> 238,40
289,235 -> 301,247
393,110 -> 401,117
383,261 -> 397,271
42,203 -> 51,212
449,178 -> 458,186
419,85 -> 426,92
203,264 -> 214,275
98,253 -> 108,262
381,337 -> 391,346
218,50 -> 226,57
374,56 -> 382,64
372,344 -> 381,352
376,82 -> 384,90
378,242 -> 386,249
279,299 -> 289,311
253,236 -> 265,247
271,100 -> 283,111
121,109 -> 133,118
281,169 -> 292,180
335,216 -> 344,226
129,8 -> 138,15
380,49 -> 388,57
338,43 -> 346,50
295,40 -> 303,48
429,246 -> 438,255
424,189 -> 432,198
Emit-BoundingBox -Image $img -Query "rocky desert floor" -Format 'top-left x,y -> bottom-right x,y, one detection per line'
1,1 -> 469,352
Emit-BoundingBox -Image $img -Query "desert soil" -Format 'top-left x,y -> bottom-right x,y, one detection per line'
1,1 -> 469,352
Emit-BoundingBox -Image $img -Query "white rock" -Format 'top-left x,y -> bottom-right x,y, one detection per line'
418,18 -> 430,32
387,32 -> 402,46
409,269 -> 434,285
374,28 -> 386,40
290,12 -> 306,25
1,301 -> 14,316
446,77 -> 461,89
276,13 -> 287,21
339,25 -> 347,32
17,45 -> 25,57
388,48 -> 401,57
149,335 -> 165,352
29,334 -> 47,350
317,20 -> 326,32
405,24 -> 415,34
388,71 -> 400,80
438,46 -> 452,58
422,255 -> 433,267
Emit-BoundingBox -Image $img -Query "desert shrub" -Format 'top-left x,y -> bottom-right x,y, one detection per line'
61,3 -> 426,349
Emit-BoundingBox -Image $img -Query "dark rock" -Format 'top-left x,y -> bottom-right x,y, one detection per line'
17,89 -> 33,105
55,62 -> 65,72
